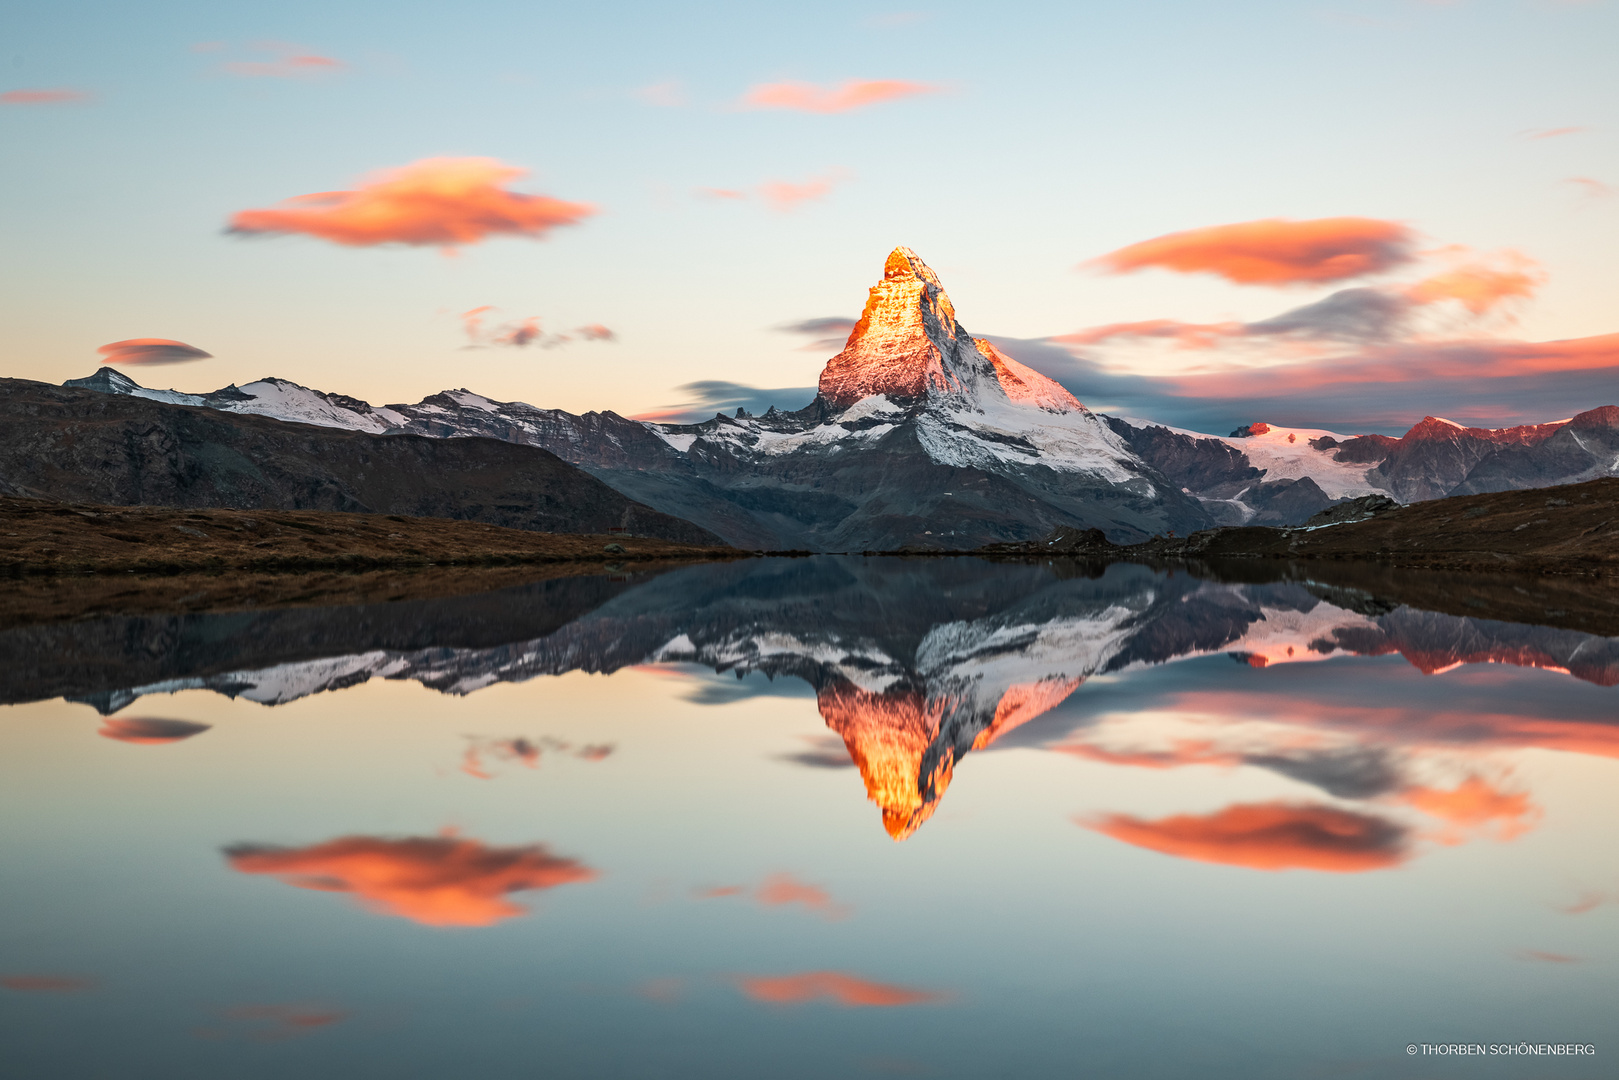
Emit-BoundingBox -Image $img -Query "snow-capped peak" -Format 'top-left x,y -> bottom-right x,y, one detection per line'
815,247 -> 1084,416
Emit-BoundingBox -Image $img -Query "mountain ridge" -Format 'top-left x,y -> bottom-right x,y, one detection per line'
51,247 -> 1619,544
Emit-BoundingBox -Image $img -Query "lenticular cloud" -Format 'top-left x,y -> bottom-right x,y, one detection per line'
97,338 -> 212,365
227,157 -> 596,249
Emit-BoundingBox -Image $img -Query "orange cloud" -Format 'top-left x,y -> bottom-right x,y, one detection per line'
1405,251 -> 1544,314
1090,217 -> 1416,285
1401,776 -> 1538,843
1522,126 -> 1586,139
98,717 -> 211,744
2,974 -> 97,993
1516,950 -> 1579,963
739,79 -> 939,114
695,187 -> 747,200
574,324 -> 616,342
736,971 -> 945,1007
227,157 -> 595,249
1085,801 -> 1409,872
1,88 -> 90,105
224,833 -> 596,926
97,338 -> 212,366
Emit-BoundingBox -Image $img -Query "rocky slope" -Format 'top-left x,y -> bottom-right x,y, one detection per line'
0,380 -> 722,546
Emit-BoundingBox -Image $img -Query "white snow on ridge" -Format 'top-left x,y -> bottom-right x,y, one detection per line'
1122,417 -> 1393,501
216,379 -> 397,434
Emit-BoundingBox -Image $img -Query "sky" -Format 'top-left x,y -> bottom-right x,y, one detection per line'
2,0 -> 1616,435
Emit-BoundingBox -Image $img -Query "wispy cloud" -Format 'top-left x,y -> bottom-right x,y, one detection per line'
458,305 -> 615,349
759,170 -> 850,212
218,42 -> 346,79
694,170 -> 851,213
228,158 -> 595,249
738,79 -> 940,114
1565,176 -> 1612,199
735,971 -> 946,1007
97,338 -> 212,366
1520,126 -> 1587,140
1087,217 -> 1417,286
695,873 -> 853,920
196,1004 -> 348,1042
632,80 -> 686,107
629,379 -> 816,423
1,88 -> 90,105
777,316 -> 859,352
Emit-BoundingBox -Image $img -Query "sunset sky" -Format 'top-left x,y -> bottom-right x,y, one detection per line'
3,0 -> 1616,433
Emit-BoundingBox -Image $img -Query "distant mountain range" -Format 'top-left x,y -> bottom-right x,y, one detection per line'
42,247 -> 1619,548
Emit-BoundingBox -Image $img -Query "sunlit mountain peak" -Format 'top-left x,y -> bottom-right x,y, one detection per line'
816,247 -> 1082,415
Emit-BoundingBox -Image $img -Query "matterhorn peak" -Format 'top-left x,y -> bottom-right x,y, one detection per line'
816,247 -> 1082,415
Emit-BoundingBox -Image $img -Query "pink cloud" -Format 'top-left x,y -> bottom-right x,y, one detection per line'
738,79 -> 940,114
1,88 -> 90,106
758,171 -> 847,213
736,971 -> 946,1007
694,873 -> 852,919
695,187 -> 748,200
1566,176 -> 1612,199
220,43 -> 346,79
1521,126 -> 1587,140
97,338 -> 212,366
228,157 -> 595,249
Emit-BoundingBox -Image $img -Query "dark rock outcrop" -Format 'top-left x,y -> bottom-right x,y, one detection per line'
0,379 -> 723,546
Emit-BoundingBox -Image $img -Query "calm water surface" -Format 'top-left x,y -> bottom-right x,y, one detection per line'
2,558 -> 1615,1078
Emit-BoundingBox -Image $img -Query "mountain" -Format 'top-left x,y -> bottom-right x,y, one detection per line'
1109,408 -> 1618,519
65,249 -> 1213,548
7,557 -> 1616,838
0,379 -> 721,545
62,248 -> 1619,538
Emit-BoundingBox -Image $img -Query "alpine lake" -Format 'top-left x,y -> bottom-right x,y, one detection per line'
2,555 -> 1614,1079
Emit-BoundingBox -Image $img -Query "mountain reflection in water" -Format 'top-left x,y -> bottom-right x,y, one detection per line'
4,557 -> 1615,844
